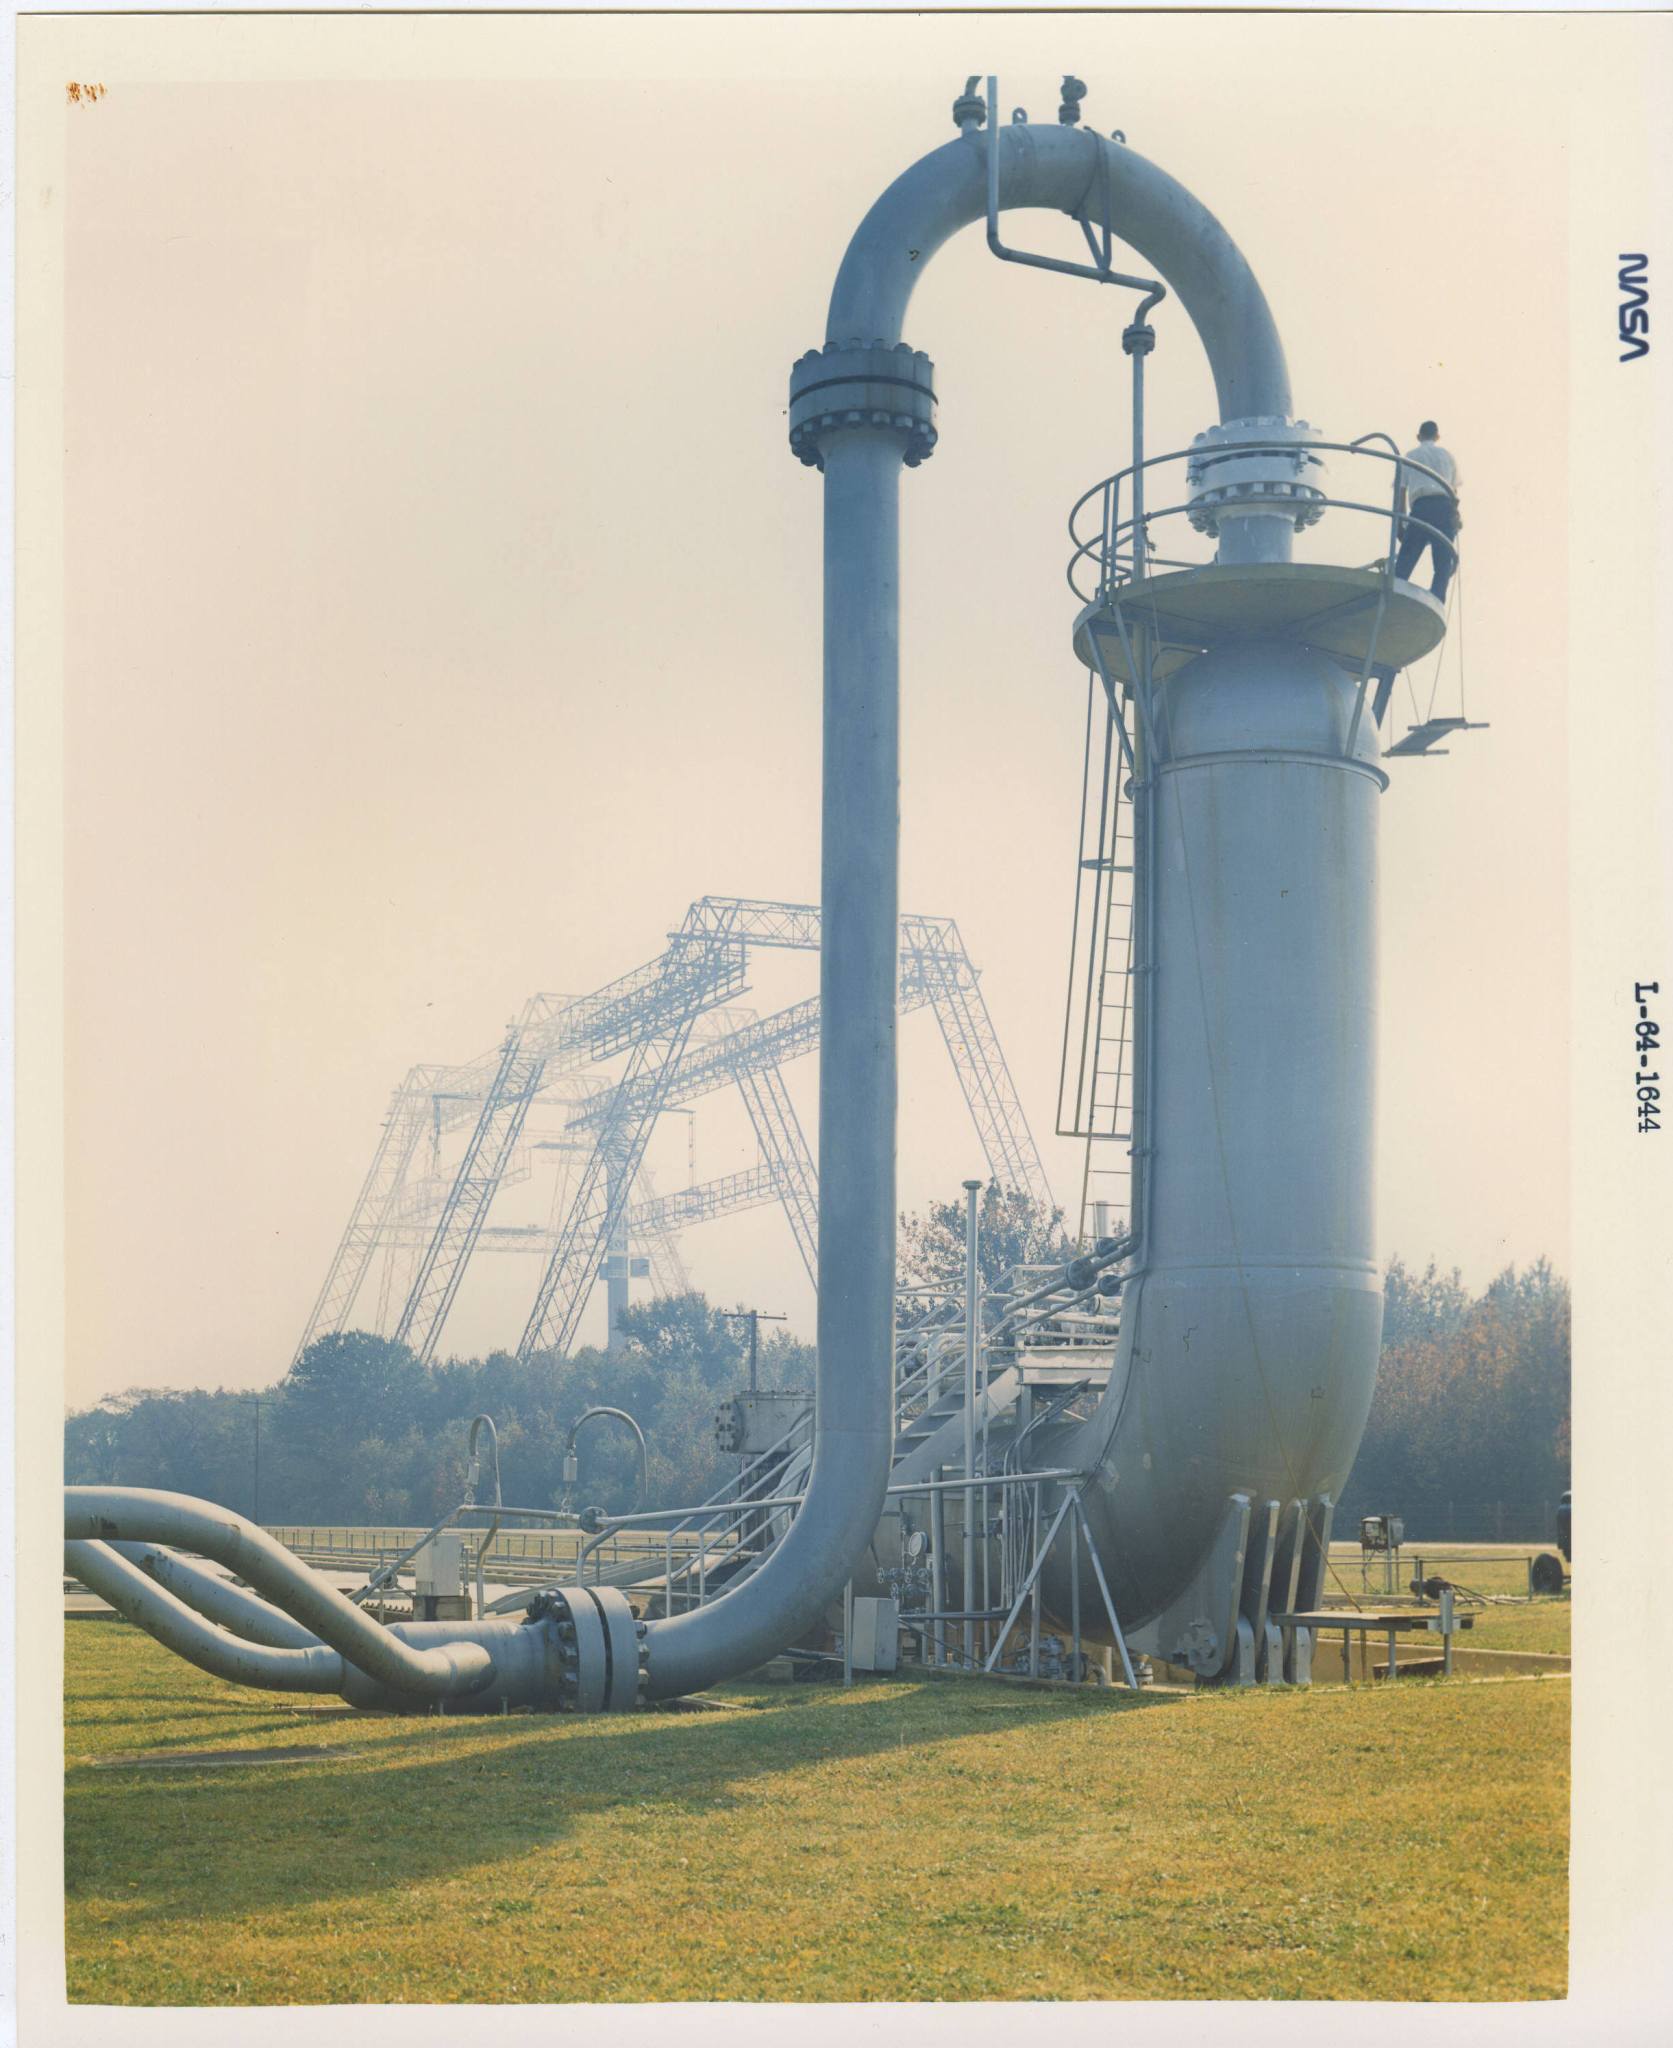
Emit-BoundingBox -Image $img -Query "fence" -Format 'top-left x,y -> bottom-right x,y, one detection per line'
263,1522 -> 683,1589
1332,1498 -> 1564,1546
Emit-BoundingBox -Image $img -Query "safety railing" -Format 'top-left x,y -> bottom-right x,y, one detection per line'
267,1521 -> 687,1595
1066,433 -> 1461,609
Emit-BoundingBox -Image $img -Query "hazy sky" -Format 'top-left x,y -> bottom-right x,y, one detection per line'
57,12 -> 1578,1405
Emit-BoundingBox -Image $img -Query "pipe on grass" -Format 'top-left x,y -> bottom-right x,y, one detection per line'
65,1487 -> 495,1700
109,1540 -> 324,1650
67,1541 -> 346,1694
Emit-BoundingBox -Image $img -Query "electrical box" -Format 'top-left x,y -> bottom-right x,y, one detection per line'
414,1531 -> 467,1598
1359,1514 -> 1404,1553
848,1596 -> 900,1673
412,1531 -> 471,1622
714,1389 -> 811,1455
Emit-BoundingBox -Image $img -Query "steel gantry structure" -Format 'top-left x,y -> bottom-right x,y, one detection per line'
293,896 -> 1054,1365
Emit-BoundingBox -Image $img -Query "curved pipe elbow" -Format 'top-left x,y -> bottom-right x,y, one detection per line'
827,125 -> 1290,425
66,1487 -> 496,1700
67,1540 -> 345,1695
641,1423 -> 885,1701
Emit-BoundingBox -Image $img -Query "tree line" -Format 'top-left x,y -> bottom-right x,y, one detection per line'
64,1295 -> 813,1528
1336,1256 -> 1571,1539
64,1201 -> 1569,1540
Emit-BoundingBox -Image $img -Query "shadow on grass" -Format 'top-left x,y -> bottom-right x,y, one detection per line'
67,1675 -> 1178,1924
69,1705 -> 364,1735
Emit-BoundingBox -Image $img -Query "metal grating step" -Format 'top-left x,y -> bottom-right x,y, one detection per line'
1384,716 -> 1490,759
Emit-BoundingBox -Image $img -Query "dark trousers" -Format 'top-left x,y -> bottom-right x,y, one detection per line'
1394,493 -> 1459,601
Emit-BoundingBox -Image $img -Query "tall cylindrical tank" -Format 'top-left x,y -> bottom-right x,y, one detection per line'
1044,634 -> 1386,1634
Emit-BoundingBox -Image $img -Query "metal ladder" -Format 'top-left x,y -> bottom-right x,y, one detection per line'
1058,673 -> 1139,1240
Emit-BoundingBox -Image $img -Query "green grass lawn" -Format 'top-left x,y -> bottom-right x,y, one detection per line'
1457,1600 -> 1572,1657
64,1621 -> 1568,2005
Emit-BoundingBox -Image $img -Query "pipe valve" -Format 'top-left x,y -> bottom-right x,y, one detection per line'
952,77 -> 986,131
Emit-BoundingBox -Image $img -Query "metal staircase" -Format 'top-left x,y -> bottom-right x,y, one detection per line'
637,1282 -> 1123,1622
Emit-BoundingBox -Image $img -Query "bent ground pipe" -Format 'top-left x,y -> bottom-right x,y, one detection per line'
66,1487 -> 495,1700
640,113 -> 1292,1703
109,1540 -> 325,1649
67,1541 -> 346,1695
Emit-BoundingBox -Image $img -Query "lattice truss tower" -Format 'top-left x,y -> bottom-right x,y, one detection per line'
294,897 -> 1055,1365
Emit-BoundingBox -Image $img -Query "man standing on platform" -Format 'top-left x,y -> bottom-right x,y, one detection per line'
1372,421 -> 1462,727
1393,420 -> 1461,601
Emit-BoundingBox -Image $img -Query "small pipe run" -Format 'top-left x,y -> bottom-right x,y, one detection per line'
65,1487 -> 496,1700
565,1405 -> 649,1513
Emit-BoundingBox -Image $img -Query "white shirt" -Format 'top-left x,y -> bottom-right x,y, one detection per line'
1399,441 -> 1460,504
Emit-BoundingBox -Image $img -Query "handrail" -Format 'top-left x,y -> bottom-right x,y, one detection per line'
590,1467 -> 1091,1538
1066,433 -> 1460,607
1071,433 -> 1460,524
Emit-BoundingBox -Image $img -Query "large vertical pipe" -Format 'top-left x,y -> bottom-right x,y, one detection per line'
639,426 -> 903,1700
815,417 -> 904,1508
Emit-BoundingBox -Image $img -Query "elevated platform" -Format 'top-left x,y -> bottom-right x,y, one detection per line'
1072,562 -> 1448,688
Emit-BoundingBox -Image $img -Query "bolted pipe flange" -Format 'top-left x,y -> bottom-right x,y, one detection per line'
520,1587 -> 650,1712
788,339 -> 937,473
1186,416 -> 1327,535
